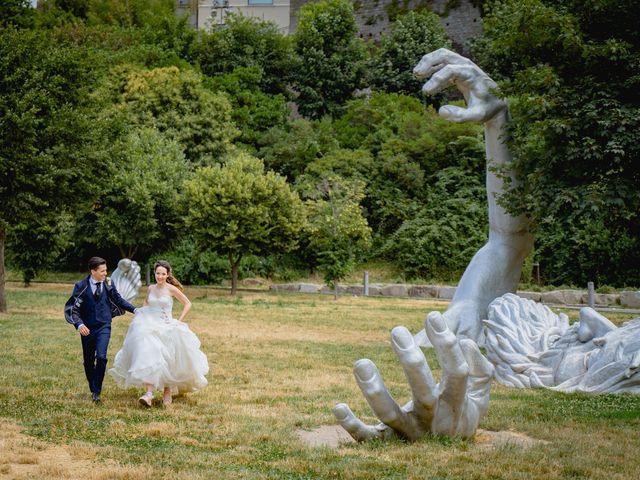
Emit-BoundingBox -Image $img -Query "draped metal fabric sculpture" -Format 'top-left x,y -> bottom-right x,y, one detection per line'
110,259 -> 142,302
334,48 -> 529,441
485,294 -> 640,394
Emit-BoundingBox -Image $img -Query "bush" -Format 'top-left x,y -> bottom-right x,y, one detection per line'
382,167 -> 487,280
155,238 -> 228,285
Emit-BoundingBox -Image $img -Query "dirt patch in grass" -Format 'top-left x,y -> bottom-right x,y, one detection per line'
295,425 -> 356,448
0,420 -> 153,480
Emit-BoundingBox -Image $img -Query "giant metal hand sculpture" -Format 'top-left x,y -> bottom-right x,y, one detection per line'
412,49 -> 533,345
111,258 -> 142,302
334,312 -> 494,441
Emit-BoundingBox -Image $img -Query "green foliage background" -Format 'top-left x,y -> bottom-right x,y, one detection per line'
1,0 -> 637,293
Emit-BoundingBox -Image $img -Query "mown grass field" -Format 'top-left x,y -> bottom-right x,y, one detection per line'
0,283 -> 639,479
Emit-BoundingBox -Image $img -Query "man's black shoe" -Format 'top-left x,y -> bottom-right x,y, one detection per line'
92,392 -> 101,403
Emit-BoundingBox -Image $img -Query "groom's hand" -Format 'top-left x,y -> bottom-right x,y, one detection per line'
78,324 -> 90,336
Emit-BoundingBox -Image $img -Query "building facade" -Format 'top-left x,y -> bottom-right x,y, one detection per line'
178,0 -> 291,33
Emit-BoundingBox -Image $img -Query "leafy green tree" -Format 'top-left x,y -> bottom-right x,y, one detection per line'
304,175 -> 372,297
382,167 -> 488,280
0,28 -> 103,309
332,92 -> 485,238
78,128 -> 191,259
257,118 -> 339,179
474,0 -> 640,286
184,152 -> 307,294
192,13 -> 296,95
369,10 -> 451,97
87,0 -> 175,27
302,148 -> 374,186
293,0 -> 367,118
0,0 -> 34,27
97,64 -> 238,165
7,214 -> 75,286
209,66 -> 288,153
155,237 -> 229,285
138,9 -> 198,60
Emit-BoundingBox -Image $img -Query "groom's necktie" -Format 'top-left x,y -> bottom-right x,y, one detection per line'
94,282 -> 102,300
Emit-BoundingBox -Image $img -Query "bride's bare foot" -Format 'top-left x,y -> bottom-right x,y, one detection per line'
163,387 -> 172,406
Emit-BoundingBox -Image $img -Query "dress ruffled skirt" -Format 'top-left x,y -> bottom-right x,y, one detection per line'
109,306 -> 209,393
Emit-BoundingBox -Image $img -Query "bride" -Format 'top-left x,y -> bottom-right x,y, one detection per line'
109,260 -> 209,407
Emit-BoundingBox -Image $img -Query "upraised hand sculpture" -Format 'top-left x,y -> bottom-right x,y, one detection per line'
334,312 -> 494,441
110,258 -> 142,302
412,48 -> 533,345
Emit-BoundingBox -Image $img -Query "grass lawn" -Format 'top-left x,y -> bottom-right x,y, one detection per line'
0,283 -> 639,479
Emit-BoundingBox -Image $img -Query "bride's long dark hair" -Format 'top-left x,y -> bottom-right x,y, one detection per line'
154,260 -> 184,292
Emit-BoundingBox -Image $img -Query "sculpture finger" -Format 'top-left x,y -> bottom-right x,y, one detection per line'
459,338 -> 494,380
391,326 -> 437,422
459,338 -> 494,406
420,64 -> 475,96
438,104 -> 502,124
413,48 -> 472,80
333,403 -> 386,442
425,312 -> 469,415
353,359 -> 412,434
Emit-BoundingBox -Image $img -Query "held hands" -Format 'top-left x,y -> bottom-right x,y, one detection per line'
334,312 -> 494,441
413,48 -> 506,124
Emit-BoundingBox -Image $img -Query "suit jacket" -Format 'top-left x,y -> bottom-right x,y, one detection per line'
64,275 -> 136,330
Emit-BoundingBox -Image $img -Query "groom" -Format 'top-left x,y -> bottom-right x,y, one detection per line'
64,257 -> 137,402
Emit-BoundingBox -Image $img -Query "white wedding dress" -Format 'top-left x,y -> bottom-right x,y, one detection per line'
109,291 -> 209,394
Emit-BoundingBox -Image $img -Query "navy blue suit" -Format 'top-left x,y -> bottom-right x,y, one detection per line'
64,276 -> 136,396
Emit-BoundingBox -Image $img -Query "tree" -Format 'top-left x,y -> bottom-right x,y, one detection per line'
332,92 -> 485,238
192,13 -> 296,96
0,0 -> 34,28
184,152 -> 306,294
209,66 -> 288,153
368,10 -> 451,97
79,128 -> 191,259
304,175 -> 372,298
257,118 -> 339,180
382,167 -> 488,280
293,0 -> 367,119
86,0 -> 175,27
0,28 -> 103,309
474,0 -> 640,286
97,64 -> 238,165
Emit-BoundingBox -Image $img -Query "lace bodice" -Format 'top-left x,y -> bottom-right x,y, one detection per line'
147,291 -> 173,319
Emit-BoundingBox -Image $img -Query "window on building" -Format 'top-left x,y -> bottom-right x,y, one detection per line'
248,0 -> 273,4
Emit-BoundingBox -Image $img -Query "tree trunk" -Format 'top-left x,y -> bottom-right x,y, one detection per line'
334,283 -> 338,301
0,226 -> 7,312
229,253 -> 242,296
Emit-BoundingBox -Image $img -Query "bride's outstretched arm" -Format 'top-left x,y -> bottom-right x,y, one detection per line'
170,285 -> 192,322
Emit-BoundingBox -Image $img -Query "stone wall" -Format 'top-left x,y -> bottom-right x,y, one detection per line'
270,282 -> 640,308
290,0 -> 483,54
